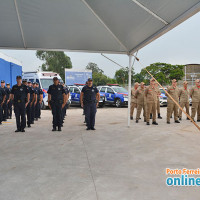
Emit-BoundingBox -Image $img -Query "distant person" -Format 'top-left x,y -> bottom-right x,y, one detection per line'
0,85 -> 6,125
80,78 -> 100,130
145,78 -> 158,125
10,76 -> 30,132
135,82 -> 146,123
1,80 -> 9,121
190,79 -> 200,122
35,82 -> 43,119
155,83 -> 162,119
166,79 -> 180,124
130,82 -> 139,120
178,81 -> 190,120
48,77 -> 66,131
31,82 -> 38,124
6,83 -> 12,119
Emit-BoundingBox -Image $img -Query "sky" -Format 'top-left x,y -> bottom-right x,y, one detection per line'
1,12 -> 200,78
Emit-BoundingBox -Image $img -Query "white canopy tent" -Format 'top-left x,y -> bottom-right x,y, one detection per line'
1,0 -> 200,126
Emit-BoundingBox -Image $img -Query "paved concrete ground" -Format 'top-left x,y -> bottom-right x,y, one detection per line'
1,106 -> 200,200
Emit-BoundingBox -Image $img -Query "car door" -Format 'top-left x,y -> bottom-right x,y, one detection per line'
74,87 -> 81,102
106,87 -> 115,102
69,87 -> 75,102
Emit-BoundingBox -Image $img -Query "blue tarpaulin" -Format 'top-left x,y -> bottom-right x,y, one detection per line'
0,54 -> 22,87
65,70 -> 92,86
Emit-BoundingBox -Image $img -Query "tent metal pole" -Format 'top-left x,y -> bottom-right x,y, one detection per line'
128,55 -> 132,127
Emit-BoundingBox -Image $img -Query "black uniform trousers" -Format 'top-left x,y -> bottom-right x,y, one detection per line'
7,101 -> 12,118
51,102 -> 62,128
2,102 -> 8,120
84,102 -> 97,129
0,104 -> 3,123
26,102 -> 32,125
31,103 -> 35,123
35,102 -> 40,119
14,102 -> 26,130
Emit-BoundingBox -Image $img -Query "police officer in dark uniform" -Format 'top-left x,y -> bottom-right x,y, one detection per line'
0,86 -> 6,125
1,80 -> 9,121
28,81 -> 36,125
11,76 -> 30,132
26,81 -> 35,127
80,78 -> 100,130
6,83 -> 12,119
61,82 -> 69,125
36,82 -> 43,119
48,77 -> 66,131
31,82 -> 38,124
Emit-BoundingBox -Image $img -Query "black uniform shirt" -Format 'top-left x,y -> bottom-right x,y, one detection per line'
48,84 -> 65,103
1,87 -> 9,100
82,85 -> 99,104
0,87 -> 6,103
11,84 -> 29,103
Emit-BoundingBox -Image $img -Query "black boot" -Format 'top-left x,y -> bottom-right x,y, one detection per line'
152,121 -> 158,125
150,113 -> 152,119
52,126 -> 56,131
58,127 -> 62,131
158,113 -> 162,119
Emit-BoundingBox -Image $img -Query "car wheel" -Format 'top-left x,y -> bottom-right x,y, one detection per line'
115,99 -> 122,108
41,101 -> 46,110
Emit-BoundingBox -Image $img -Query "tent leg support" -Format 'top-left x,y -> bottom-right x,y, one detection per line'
128,55 -> 132,127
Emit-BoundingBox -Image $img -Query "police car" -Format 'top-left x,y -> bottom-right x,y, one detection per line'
159,88 -> 167,106
68,84 -> 105,107
23,71 -> 71,109
97,84 -> 128,108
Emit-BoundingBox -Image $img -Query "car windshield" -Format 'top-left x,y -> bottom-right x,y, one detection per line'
160,89 -> 165,94
113,87 -> 128,93
40,78 -> 62,89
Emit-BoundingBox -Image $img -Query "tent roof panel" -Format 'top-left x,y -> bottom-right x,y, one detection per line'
0,0 -> 200,54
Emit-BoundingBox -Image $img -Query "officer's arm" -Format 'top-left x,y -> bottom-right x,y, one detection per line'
10,94 -> 14,101
144,88 -> 148,97
63,93 -> 66,105
35,94 -> 38,104
2,95 -> 6,105
96,92 -> 100,102
178,89 -> 182,97
189,88 -> 193,98
80,92 -> 84,107
40,94 -> 43,103
27,93 -> 30,103
135,90 -> 138,98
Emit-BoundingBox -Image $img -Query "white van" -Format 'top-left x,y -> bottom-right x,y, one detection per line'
23,71 -> 63,109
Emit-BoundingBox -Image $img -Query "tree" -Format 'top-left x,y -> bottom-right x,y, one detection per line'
85,62 -> 116,86
139,63 -> 184,85
86,62 -> 104,74
36,51 -> 72,81
114,67 -> 135,85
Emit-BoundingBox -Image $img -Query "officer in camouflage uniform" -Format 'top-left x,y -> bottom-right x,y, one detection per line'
190,79 -> 200,122
155,83 -> 162,119
145,78 -> 158,125
135,82 -> 146,123
166,79 -> 180,124
178,81 -> 190,120
130,82 -> 139,120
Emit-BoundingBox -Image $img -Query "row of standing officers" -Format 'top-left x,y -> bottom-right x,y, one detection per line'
0,76 -> 44,132
130,78 -> 200,125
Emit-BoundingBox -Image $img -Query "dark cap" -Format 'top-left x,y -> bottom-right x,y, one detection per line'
27,81 -> 31,83
22,79 -> 27,82
1,80 -> 5,83
88,78 -> 93,82
32,82 -> 36,85
6,83 -> 10,85
16,76 -> 22,79
53,77 -> 58,81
